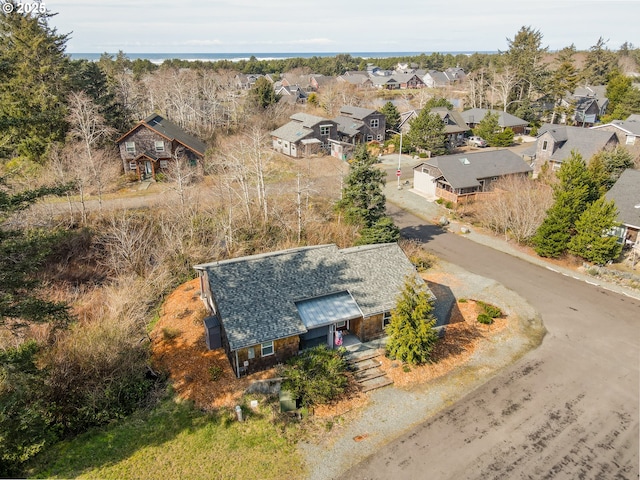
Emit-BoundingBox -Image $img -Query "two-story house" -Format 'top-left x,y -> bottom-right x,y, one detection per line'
528,124 -> 618,176
116,114 -> 207,180
270,113 -> 339,158
333,106 -> 386,144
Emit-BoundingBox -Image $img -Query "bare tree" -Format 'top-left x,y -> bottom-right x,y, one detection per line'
475,175 -> 553,243
66,91 -> 119,217
490,66 -> 519,111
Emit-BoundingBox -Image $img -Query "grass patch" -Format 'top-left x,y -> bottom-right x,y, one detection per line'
27,398 -> 304,480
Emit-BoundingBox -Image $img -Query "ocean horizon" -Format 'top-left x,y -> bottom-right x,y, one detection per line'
69,51 -> 496,64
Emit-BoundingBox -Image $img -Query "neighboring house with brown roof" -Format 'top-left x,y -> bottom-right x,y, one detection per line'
528,124 -> 618,175
604,168 -> 640,246
413,149 -> 532,204
116,114 -> 207,180
194,243 -> 436,377
460,108 -> 529,134
270,113 -> 338,158
333,105 -> 386,144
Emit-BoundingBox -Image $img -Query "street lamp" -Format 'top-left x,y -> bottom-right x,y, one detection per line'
387,129 -> 403,189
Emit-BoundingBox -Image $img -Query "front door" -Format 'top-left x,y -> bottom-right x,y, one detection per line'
144,161 -> 152,179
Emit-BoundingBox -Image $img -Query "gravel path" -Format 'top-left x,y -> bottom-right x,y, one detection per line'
299,261 -> 545,480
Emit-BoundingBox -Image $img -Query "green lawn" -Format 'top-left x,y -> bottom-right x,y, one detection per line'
27,398 -> 304,480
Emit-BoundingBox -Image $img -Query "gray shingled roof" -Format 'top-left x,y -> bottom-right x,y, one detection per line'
194,243 -> 426,351
460,108 -> 528,128
415,150 -> 533,189
538,124 -> 617,162
270,113 -> 331,143
142,115 -> 207,155
333,115 -> 363,137
593,119 -> 640,136
339,105 -> 376,120
605,169 -> 640,229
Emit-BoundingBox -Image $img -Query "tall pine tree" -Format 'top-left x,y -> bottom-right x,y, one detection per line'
568,197 -> 622,264
406,110 -> 447,155
533,151 -> 599,258
0,2 -> 70,162
385,275 -> 439,365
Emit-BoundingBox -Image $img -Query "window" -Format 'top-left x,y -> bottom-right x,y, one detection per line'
320,125 -> 331,136
377,134 -> 383,141
335,320 -> 346,329
261,341 -> 274,357
154,141 -> 165,152
159,160 -> 169,169
383,311 -> 392,328
542,140 -> 548,151
129,161 -> 137,170
366,135 -> 373,142
626,136 -> 636,145
247,347 -> 255,360
125,141 -> 136,154
370,118 -> 379,128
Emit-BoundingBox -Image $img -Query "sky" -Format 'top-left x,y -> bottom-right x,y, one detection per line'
43,0 -> 640,54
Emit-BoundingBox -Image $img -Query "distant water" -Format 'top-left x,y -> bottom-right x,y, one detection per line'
69,51 -> 493,64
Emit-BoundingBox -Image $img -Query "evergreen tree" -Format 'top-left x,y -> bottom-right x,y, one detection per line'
0,2 -> 70,162
533,151 -> 598,257
568,197 -> 622,264
548,52 -> 579,124
582,37 -> 619,85
250,76 -> 280,109
589,146 -> 635,192
406,110 -> 447,155
0,179 -> 71,326
385,275 -> 439,365
336,145 -> 387,227
504,26 -> 548,102
380,101 -> 401,135
356,217 -> 400,245
474,112 -> 513,146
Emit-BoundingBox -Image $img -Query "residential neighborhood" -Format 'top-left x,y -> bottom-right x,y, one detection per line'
1,5 -> 639,479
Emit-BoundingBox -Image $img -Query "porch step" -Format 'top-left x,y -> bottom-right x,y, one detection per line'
359,376 -> 394,393
354,368 -> 387,382
348,357 -> 381,373
346,349 -> 383,364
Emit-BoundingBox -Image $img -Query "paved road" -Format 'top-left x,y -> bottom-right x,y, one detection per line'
341,204 -> 640,479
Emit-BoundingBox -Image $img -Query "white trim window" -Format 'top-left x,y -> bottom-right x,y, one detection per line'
154,140 -> 165,152
320,125 -> 332,136
125,141 -> 136,154
370,118 -> 380,128
129,161 -> 137,170
261,341 -> 274,357
376,134 -> 383,141
626,136 -> 636,145
383,311 -> 392,328
542,140 -> 548,151
366,135 -> 374,142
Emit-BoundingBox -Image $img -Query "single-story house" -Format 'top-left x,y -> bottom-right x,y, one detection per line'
413,149 -> 533,204
194,243 -> 433,377
605,168 -> 640,246
270,113 -> 338,158
525,124 -> 619,175
116,114 -> 207,180
460,108 -> 529,134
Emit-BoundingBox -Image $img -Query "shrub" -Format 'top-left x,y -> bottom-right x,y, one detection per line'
477,300 -> 502,318
477,313 -> 493,324
208,365 -> 223,382
155,173 -> 167,182
281,346 -> 348,408
162,327 -> 181,341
